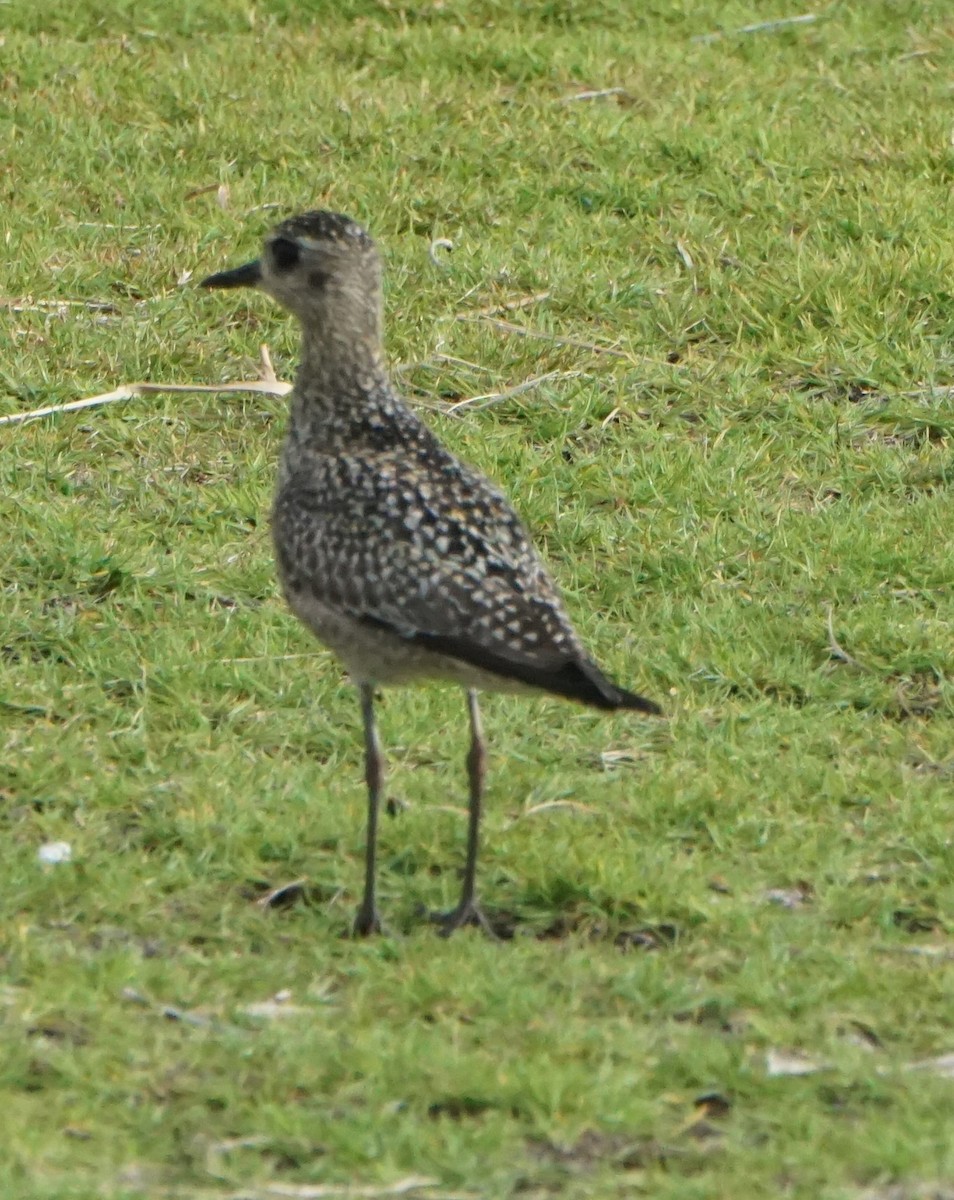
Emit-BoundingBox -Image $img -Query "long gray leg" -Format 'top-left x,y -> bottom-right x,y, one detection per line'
432,689 -> 496,937
459,688 -> 486,912
353,683 -> 384,936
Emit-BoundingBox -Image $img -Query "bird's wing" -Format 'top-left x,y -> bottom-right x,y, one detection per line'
271,450 -> 650,706
273,452 -> 659,710
274,451 -> 578,653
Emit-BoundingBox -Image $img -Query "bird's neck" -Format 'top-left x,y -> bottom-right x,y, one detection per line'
282,322 -> 428,463
297,315 -> 384,390
292,318 -> 392,426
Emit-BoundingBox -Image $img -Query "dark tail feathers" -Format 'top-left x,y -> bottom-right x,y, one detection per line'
367,619 -> 662,715
550,658 -> 662,714
409,627 -> 661,714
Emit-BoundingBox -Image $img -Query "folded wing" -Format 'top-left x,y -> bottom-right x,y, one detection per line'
273,450 -> 659,714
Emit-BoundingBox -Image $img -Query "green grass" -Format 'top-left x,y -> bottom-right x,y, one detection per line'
3,1 -> 954,1196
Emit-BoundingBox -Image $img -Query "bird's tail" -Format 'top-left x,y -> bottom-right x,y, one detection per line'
404,625 -> 662,715
603,682 -> 663,714
540,657 -> 662,715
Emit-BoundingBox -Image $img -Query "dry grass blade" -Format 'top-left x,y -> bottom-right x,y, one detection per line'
431,353 -> 488,371
216,1177 -> 446,1199
219,652 -> 325,664
0,378 -> 292,427
881,943 -> 954,960
765,1049 -> 828,1077
894,384 -> 954,400
558,87 -> 627,103
443,370 -> 583,414
454,291 -> 551,319
0,296 -> 119,314
692,13 -> 819,44
506,801 -> 597,829
71,221 -> 162,231
185,182 -> 226,201
599,748 -> 647,769
675,240 -> 695,271
904,1052 -> 954,1079
259,343 -> 279,383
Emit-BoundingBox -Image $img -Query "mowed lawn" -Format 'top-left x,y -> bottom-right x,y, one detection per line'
2,2 -> 954,1197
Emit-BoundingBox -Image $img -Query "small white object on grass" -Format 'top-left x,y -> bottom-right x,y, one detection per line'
241,990 -> 310,1020
428,237 -> 454,267
765,1049 -> 827,1077
38,841 -> 72,865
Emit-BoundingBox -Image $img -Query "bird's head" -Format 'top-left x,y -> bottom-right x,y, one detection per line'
200,210 -> 383,338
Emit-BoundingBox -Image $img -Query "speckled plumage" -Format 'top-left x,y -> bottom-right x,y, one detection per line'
201,210 -> 660,936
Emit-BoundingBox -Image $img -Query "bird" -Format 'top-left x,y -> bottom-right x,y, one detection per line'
199,210 -> 661,937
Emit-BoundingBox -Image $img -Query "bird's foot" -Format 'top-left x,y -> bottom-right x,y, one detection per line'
352,903 -> 383,937
429,898 -> 498,939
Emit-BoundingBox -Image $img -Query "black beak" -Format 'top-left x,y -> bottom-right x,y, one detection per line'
199,259 -> 262,289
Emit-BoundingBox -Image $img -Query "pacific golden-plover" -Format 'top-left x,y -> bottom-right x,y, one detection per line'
200,210 -> 660,937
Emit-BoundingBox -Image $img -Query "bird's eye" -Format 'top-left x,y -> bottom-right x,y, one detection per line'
271,237 -> 300,272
